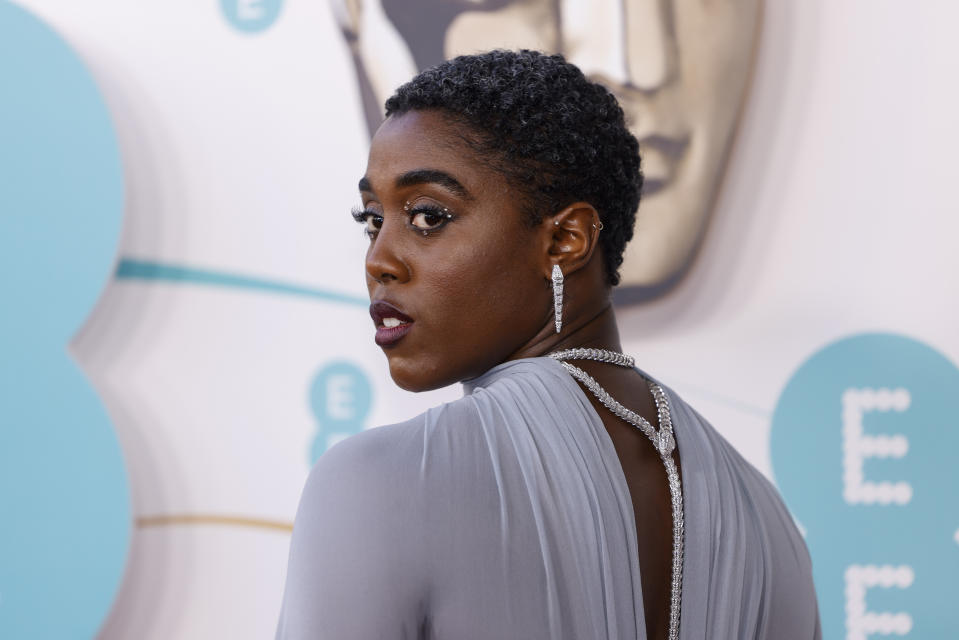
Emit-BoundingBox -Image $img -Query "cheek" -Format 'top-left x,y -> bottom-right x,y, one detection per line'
419,227 -> 546,334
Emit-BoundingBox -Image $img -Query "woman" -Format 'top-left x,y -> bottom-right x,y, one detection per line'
276,50 -> 820,639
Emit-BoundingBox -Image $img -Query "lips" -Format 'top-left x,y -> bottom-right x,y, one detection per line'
369,300 -> 414,347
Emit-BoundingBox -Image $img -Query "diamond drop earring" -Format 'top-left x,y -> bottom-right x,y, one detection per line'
551,264 -> 564,333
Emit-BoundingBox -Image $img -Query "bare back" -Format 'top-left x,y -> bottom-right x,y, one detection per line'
573,362 -> 681,640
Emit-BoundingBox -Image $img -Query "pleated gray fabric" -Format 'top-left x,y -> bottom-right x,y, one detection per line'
276,357 -> 820,639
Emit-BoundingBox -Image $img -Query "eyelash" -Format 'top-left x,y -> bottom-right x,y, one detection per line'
351,207 -> 382,239
350,204 -> 455,239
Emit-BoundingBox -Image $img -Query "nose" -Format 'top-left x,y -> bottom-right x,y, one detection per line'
364,222 -> 410,285
560,0 -> 677,91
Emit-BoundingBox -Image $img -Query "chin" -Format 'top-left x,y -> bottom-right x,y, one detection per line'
386,356 -> 452,393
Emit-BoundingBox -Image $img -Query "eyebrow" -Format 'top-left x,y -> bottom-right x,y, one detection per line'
358,169 -> 472,199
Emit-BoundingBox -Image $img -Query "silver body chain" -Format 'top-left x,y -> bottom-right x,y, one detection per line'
548,348 -> 684,640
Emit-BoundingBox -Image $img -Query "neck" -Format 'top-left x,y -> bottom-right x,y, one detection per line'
508,302 -> 624,361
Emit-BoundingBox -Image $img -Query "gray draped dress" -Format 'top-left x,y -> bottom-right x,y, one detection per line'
276,357 -> 821,639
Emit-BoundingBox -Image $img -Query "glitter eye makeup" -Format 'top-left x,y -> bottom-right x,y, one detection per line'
351,200 -> 456,240
403,201 -> 454,236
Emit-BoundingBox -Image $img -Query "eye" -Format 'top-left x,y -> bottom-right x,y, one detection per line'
407,205 -> 453,234
351,207 -> 383,238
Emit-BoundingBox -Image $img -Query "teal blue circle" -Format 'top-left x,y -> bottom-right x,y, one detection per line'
220,0 -> 283,33
309,361 -> 373,463
770,333 -> 959,637
0,3 -> 130,638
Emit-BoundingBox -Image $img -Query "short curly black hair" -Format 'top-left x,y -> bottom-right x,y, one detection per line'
384,49 -> 642,287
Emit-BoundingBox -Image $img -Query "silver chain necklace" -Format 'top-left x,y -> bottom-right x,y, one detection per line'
548,348 -> 684,640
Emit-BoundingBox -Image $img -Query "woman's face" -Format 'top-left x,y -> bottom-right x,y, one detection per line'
358,110 -> 551,391
336,0 -> 760,296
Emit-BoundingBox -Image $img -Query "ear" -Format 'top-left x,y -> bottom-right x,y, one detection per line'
540,202 -> 603,279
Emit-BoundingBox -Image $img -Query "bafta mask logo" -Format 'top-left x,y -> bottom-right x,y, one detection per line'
331,0 -> 762,301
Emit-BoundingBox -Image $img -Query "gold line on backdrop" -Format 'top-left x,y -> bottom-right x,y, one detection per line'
137,514 -> 293,533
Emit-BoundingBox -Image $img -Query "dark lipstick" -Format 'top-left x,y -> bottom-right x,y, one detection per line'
369,301 -> 414,347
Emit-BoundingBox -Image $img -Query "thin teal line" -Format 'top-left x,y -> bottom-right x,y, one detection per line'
115,258 -> 368,308
671,381 -> 772,419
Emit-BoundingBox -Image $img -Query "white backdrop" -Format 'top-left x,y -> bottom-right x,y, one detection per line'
6,0 -> 959,637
